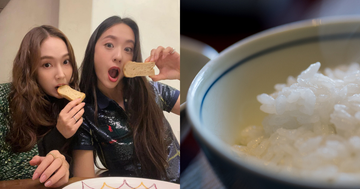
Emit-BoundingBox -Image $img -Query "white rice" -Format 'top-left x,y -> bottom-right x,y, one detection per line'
233,62 -> 360,185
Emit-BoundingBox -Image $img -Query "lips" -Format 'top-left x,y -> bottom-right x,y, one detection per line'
55,84 -> 66,89
108,67 -> 120,82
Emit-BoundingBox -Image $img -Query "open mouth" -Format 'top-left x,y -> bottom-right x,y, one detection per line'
108,67 -> 120,79
55,84 -> 66,89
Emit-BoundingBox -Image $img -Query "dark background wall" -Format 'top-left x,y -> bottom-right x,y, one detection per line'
181,0 -> 360,52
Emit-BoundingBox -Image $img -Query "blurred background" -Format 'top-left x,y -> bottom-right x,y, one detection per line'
181,0 -> 360,52
180,0 -> 360,188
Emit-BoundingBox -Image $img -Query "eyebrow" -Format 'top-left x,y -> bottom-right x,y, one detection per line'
102,35 -> 135,45
40,54 -> 70,60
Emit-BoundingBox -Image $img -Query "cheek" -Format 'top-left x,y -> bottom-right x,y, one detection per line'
120,54 -> 133,68
66,66 -> 73,77
94,52 -> 102,72
126,53 -> 133,61
94,45 -> 103,65
36,70 -> 46,82
94,57 -> 107,76
94,61 -> 106,79
36,73 -> 48,90
65,64 -> 76,75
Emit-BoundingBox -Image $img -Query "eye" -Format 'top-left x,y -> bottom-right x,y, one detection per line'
125,47 -> 133,53
105,43 -> 114,48
42,63 -> 51,68
63,59 -> 70,65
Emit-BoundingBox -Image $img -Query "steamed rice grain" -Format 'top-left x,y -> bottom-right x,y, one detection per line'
233,62 -> 360,184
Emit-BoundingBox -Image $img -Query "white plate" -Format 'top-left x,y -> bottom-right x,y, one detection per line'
63,177 -> 180,189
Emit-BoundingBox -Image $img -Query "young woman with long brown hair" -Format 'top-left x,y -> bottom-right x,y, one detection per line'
72,16 -> 180,183
0,25 -> 85,188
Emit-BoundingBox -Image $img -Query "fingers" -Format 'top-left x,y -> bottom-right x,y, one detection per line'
45,152 -> 69,188
162,46 -> 175,59
73,115 -> 84,131
29,155 -> 41,166
30,156 -> 47,180
69,102 -> 85,121
73,108 -> 85,123
39,157 -> 62,183
47,172 -> 69,188
149,74 -> 166,82
32,150 -> 66,180
32,153 -> 56,180
144,57 -> 150,62
31,151 -> 70,188
149,46 -> 164,62
61,98 -> 83,113
146,46 -> 176,63
57,100 -> 85,138
42,158 -> 67,187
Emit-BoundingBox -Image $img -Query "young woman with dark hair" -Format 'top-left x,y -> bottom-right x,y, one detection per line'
72,16 -> 180,183
0,25 -> 85,188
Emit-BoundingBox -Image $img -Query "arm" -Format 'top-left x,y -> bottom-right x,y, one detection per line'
171,95 -> 180,115
70,115 -> 95,177
38,128 -> 68,154
151,81 -> 179,115
72,150 -> 95,177
38,98 -> 86,177
39,99 -> 85,157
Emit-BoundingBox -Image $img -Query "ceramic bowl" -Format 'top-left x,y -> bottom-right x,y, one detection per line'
186,16 -> 360,188
180,35 -> 218,143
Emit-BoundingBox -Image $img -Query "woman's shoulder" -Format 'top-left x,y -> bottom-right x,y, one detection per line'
0,83 -> 11,96
0,83 -> 11,100
149,81 -> 178,94
0,83 -> 11,113
0,83 -> 11,131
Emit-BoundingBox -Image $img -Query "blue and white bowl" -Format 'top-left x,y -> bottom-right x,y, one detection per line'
186,16 -> 360,188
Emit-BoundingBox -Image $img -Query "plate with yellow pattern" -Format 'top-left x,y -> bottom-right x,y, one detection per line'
63,177 -> 180,189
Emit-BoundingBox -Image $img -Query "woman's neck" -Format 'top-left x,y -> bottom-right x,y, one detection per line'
97,82 -> 125,109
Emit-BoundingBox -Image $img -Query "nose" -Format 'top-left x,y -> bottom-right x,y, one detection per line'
55,64 -> 66,79
113,47 -> 122,63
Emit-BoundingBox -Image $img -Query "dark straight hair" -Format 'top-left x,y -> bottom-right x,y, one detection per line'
79,16 -> 168,179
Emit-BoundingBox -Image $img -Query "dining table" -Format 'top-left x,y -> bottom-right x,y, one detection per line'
0,177 -> 92,189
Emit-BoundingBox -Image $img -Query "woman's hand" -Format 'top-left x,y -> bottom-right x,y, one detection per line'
57,98 -> 85,138
29,150 -> 70,188
145,46 -> 180,81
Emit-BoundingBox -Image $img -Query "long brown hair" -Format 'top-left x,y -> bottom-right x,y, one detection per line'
79,16 -> 168,179
6,25 -> 79,153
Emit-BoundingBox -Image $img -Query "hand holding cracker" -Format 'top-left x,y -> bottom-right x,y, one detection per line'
144,46 -> 180,81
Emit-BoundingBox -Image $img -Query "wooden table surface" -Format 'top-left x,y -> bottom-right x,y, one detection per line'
0,177 -> 92,189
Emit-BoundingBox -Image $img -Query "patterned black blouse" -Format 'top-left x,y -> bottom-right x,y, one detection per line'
72,81 -> 180,183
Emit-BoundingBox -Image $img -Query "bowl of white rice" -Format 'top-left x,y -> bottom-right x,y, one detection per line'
186,16 -> 360,188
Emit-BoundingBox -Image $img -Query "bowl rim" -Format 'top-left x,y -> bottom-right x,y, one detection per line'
186,15 -> 360,188
180,35 -> 219,110
180,36 -> 219,142
180,35 -> 219,61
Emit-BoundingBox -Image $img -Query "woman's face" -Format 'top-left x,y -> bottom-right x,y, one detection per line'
36,36 -> 73,98
94,23 -> 135,91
